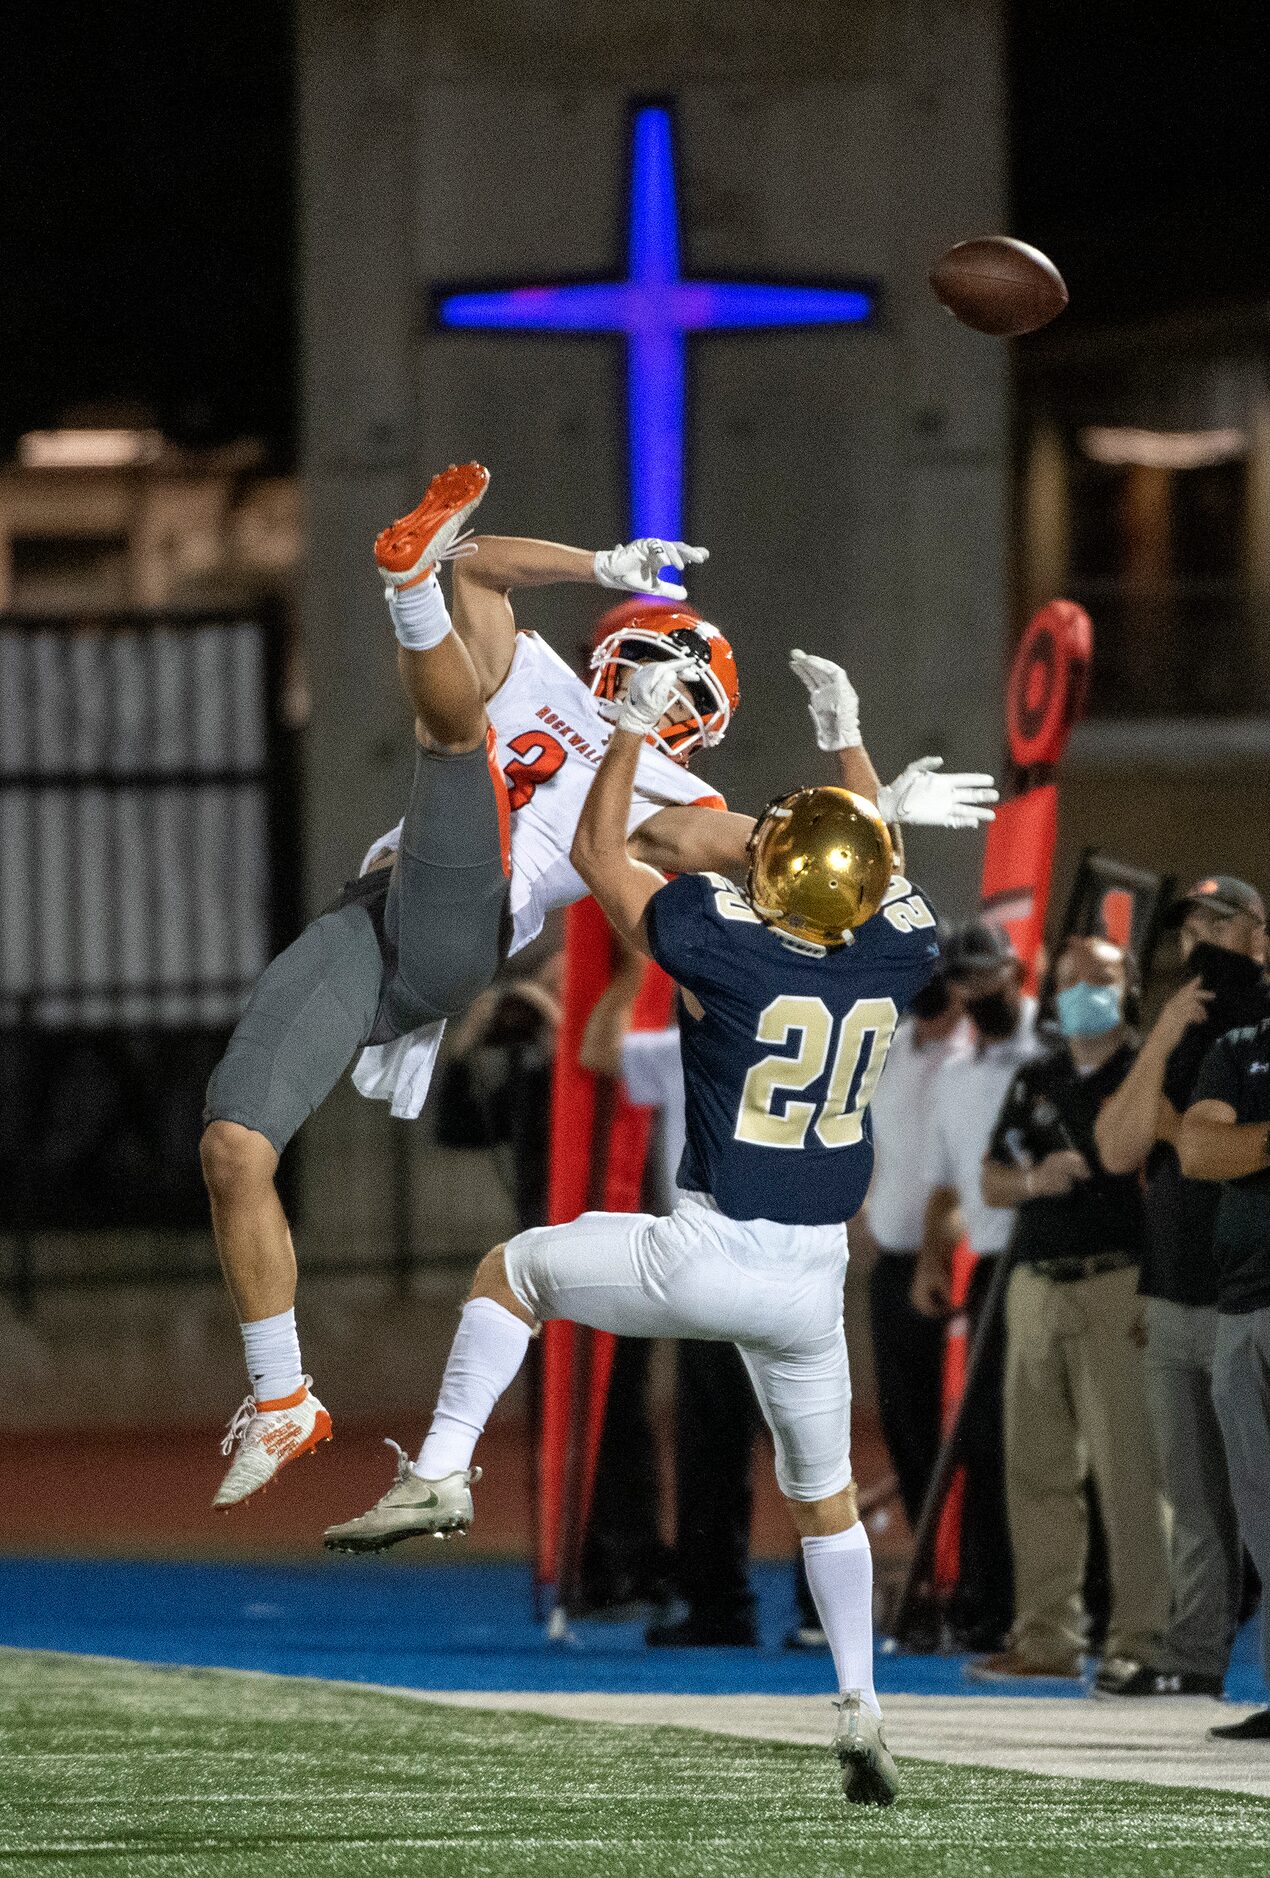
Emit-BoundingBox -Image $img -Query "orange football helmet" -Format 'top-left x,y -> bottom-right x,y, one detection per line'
589,604 -> 739,761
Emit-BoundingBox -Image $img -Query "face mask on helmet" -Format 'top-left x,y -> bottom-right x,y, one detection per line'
590,613 -> 738,761
746,787 -> 893,950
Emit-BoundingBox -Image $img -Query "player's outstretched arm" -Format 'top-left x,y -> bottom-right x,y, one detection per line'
571,662 -> 694,956
628,804 -> 756,879
451,535 -> 709,695
788,649 -> 999,831
457,534 -> 707,598
788,648 -> 881,804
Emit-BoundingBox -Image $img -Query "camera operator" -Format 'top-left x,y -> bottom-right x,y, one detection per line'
1095,877 -> 1269,1698
967,936 -> 1166,1686
433,957 -> 563,1229
580,960 -> 764,1645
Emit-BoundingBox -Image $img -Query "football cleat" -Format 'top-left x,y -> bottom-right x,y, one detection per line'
832,1692 -> 900,1807
374,462 -> 490,591
213,1378 -> 331,1508
323,1440 -> 482,1553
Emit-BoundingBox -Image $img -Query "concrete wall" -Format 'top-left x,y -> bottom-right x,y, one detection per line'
286,0 -> 1013,1328
295,0 -> 1009,920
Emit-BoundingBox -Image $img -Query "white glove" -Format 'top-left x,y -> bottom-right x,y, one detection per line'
877,756 -> 999,829
789,648 -> 861,751
617,656 -> 700,737
594,539 -> 709,602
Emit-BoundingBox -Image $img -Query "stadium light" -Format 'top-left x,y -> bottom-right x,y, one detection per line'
1080,426 -> 1247,471
18,429 -> 164,470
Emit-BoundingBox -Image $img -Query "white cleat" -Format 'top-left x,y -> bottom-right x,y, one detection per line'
213,1377 -> 332,1508
832,1692 -> 900,1807
323,1440 -> 481,1554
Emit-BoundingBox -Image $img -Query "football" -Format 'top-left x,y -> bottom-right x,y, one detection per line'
929,236 -> 1068,337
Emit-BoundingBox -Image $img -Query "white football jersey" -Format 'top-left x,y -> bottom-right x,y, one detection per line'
361,630 -> 726,955
351,632 -> 726,1120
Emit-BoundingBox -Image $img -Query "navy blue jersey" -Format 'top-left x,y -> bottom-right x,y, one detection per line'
645,871 -> 940,1225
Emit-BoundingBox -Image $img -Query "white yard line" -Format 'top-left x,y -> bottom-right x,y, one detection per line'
418,1689 -> 1270,1800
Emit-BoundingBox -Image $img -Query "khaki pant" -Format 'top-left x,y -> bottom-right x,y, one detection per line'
1004,1261 -> 1168,1663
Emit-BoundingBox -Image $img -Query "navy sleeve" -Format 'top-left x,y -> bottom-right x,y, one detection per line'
1192,1034 -> 1242,1112
644,873 -> 712,989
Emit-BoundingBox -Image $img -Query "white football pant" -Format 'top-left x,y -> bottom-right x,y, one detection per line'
504,1191 -> 852,1502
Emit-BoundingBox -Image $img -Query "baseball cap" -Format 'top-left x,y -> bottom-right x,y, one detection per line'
1162,876 -> 1266,929
942,918 -> 1018,980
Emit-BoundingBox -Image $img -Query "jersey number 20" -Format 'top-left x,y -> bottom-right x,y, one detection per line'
735,995 -> 898,1151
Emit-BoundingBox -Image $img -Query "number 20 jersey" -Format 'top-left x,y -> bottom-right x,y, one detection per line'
645,870 -> 941,1225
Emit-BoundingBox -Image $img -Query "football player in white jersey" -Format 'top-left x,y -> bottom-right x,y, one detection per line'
202,462 -> 996,1509
201,463 -> 749,1507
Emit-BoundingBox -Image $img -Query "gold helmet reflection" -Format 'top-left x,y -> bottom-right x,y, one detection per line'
746,787 -> 893,948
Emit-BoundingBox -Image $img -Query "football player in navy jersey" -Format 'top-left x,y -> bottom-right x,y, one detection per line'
325,646 -> 988,1808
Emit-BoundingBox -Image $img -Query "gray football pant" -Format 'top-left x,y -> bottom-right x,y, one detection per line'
205,737 -> 510,1153
1143,1297 -> 1242,1679
1211,1304 -> 1270,1685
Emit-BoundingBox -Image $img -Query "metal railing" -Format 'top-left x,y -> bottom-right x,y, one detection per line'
0,607 -> 303,1302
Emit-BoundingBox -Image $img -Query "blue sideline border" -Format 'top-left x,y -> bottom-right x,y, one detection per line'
0,1556 -> 1263,1703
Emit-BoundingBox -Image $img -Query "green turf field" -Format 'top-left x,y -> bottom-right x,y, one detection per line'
2,1650 -> 1268,1877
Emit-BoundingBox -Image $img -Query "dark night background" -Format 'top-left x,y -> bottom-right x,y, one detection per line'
1,3 -> 1267,466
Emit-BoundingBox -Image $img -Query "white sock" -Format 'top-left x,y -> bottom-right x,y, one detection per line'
240,1308 -> 304,1404
387,570 -> 454,651
801,1524 -> 880,1717
415,1297 -> 532,1478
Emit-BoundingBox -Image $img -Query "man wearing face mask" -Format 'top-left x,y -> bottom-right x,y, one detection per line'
1095,877 -> 1270,1700
967,937 -> 1167,1684
915,921 -> 1042,1651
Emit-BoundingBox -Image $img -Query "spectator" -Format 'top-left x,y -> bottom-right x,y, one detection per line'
967,936 -> 1167,1684
438,956 -> 672,1619
1095,876 -> 1270,1698
1180,1006 -> 1270,1740
861,965 -> 969,1643
433,956 -> 563,1229
580,964 -> 765,1645
914,920 -> 1042,1651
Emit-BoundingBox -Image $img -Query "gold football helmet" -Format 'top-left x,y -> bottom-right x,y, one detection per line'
747,787 -> 893,948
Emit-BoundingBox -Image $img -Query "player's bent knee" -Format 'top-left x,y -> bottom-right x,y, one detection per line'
199,1120 -> 279,1201
468,1245 -> 537,1327
784,1478 -> 859,1540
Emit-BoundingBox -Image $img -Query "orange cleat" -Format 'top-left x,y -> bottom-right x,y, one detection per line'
374,462 -> 490,591
213,1378 -> 332,1508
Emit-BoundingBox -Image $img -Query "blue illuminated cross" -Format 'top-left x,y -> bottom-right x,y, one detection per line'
438,104 -> 875,540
